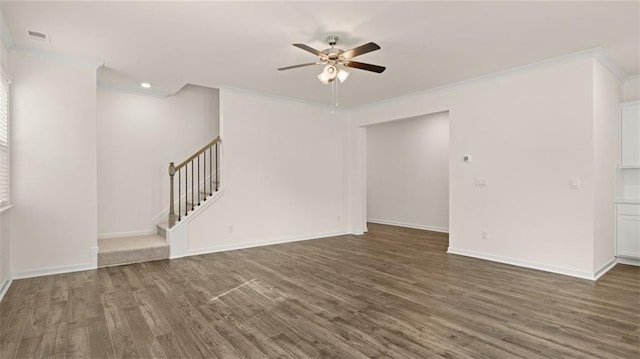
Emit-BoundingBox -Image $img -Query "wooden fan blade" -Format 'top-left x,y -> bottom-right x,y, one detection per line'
342,42 -> 381,59
292,43 -> 323,57
344,61 -> 386,73
277,62 -> 320,71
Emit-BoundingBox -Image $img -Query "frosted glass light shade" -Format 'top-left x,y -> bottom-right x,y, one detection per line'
337,69 -> 349,83
323,65 -> 337,79
318,73 -> 331,84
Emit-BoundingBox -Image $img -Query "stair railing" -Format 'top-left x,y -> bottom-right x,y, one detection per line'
168,136 -> 220,227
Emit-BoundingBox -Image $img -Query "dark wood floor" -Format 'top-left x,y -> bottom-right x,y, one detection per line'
1,223 -> 639,358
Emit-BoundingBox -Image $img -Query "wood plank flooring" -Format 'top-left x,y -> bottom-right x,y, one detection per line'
1,223 -> 639,358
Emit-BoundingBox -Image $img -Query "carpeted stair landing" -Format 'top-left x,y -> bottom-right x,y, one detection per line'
98,234 -> 169,267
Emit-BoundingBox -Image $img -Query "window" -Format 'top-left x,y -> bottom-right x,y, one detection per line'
0,68 -> 9,207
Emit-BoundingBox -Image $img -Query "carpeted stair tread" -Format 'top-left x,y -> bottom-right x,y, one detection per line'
98,234 -> 169,267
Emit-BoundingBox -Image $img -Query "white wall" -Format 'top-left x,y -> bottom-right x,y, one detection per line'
366,112 -> 449,232
623,76 -> 639,102
0,211 -> 10,297
0,33 -> 10,295
0,38 -> 7,73
9,51 -> 98,274
185,89 -> 348,254
352,54 -> 600,278
592,60 -> 622,272
97,85 -> 219,237
0,43 -> 625,283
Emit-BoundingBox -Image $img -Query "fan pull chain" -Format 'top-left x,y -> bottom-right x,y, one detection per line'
331,80 -> 336,114
331,79 -> 340,114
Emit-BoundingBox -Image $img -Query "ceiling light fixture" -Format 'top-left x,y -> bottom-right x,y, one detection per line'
140,82 -> 151,88
278,35 -> 385,112
317,65 -> 349,85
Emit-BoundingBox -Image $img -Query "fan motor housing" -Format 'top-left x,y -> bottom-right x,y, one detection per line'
321,47 -> 344,64
322,48 -> 344,57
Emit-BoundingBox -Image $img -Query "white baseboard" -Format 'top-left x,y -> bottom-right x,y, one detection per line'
616,256 -> 640,266
184,231 -> 349,258
100,190 -> 225,242
367,218 -> 449,233
98,229 -> 156,239
11,262 -> 96,280
594,258 -> 617,280
447,247 -> 599,280
166,189 -> 226,259
90,246 -> 99,268
0,274 -> 12,302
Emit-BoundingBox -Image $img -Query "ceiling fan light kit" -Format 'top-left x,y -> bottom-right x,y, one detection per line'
278,35 -> 385,110
318,65 -> 336,84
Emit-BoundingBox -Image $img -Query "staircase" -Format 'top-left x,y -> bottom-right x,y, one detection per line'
97,137 -> 221,267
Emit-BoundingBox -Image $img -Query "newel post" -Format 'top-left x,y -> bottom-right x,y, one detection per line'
168,162 -> 176,226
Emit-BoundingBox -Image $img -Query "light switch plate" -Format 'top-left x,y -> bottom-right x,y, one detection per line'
475,177 -> 488,187
462,155 -> 472,163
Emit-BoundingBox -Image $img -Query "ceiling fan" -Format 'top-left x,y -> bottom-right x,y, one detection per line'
278,35 -> 386,84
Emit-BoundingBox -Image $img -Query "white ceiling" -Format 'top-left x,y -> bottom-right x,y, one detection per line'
2,1 -> 639,107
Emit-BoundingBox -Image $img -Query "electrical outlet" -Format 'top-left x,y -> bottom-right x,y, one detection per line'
337,215 -> 341,222
228,225 -> 234,233
569,177 -> 581,189
481,230 -> 488,240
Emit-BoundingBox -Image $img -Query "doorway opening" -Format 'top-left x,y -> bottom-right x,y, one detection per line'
364,111 -> 450,234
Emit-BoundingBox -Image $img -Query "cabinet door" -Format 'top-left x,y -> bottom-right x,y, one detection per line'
621,105 -> 640,167
617,215 -> 640,259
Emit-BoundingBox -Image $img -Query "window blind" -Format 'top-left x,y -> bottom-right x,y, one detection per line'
0,69 -> 9,207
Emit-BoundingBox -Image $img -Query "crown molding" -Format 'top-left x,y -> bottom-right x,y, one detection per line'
624,74 -> 640,83
353,48 -> 627,111
592,48 -> 628,81
11,45 -> 103,69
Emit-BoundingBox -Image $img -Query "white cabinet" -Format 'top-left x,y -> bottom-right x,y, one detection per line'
616,102 -> 640,265
620,103 -> 640,168
616,204 -> 640,260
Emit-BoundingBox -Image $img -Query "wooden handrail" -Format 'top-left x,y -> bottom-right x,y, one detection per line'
175,136 -> 221,171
